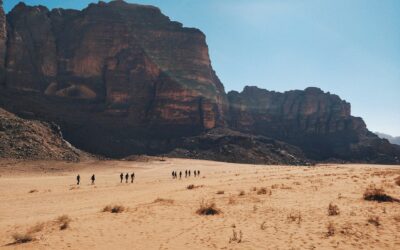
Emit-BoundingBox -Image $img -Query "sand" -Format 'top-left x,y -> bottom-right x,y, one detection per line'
0,158 -> 399,249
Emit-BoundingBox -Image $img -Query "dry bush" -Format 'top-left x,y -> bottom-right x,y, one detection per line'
57,215 -> 72,230
28,189 -> 38,193
251,187 -> 257,192
216,190 -> 225,195
326,221 -> 335,237
257,187 -> 271,195
187,184 -> 203,190
287,211 -> 302,224
328,203 -> 340,216
363,185 -> 398,202
238,190 -> 245,196
153,198 -> 174,204
102,205 -> 125,213
260,221 -> 266,230
12,233 -> 33,244
367,216 -> 381,227
271,184 -> 280,189
229,229 -> 243,243
196,200 -> 221,216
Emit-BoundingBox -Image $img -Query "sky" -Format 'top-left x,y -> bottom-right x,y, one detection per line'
4,0 -> 400,136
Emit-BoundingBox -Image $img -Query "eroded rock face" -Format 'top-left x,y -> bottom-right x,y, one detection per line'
0,0 -> 6,83
228,86 -> 400,163
2,0 -> 227,156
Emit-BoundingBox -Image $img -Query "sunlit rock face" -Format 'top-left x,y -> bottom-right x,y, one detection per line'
228,86 -> 400,163
2,0 -> 227,156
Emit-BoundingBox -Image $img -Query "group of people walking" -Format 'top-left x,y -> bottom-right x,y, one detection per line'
172,170 -> 200,179
120,172 -> 135,183
76,169 -> 201,185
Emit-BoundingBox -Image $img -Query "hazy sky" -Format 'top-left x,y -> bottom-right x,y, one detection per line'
4,0 -> 400,136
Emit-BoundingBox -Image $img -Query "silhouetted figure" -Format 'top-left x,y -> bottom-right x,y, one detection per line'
131,172 -> 135,183
179,171 -> 182,179
185,170 -> 188,178
194,171 -> 197,177
125,173 -> 129,183
189,170 -> 191,177
91,174 -> 95,185
77,174 -> 80,185
197,170 -> 200,176
120,173 -> 123,183
172,171 -> 175,179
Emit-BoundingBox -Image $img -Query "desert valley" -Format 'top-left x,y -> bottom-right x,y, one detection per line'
0,0 -> 399,249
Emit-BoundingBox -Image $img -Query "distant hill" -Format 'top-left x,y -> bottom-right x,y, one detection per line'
375,132 -> 400,145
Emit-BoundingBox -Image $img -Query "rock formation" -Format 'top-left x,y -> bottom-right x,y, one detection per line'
0,0 -> 6,83
0,108 -> 84,161
228,86 -> 400,163
0,0 -> 399,164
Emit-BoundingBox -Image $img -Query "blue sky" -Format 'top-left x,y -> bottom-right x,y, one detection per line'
4,0 -> 400,136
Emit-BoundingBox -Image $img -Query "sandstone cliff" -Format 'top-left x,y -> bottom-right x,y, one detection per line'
2,0 -> 227,156
0,0 -> 6,83
0,1 -> 399,164
228,86 -> 400,163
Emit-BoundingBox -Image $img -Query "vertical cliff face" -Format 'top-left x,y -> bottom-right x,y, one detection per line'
228,86 -> 399,162
0,0 -> 6,84
2,0 -> 228,156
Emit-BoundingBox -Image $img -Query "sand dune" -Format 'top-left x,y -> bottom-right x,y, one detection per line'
0,159 -> 399,249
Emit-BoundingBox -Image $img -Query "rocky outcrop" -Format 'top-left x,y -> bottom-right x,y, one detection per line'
0,108 -> 84,161
2,0 -> 227,156
228,86 -> 400,163
166,128 -> 311,165
375,132 -> 400,146
0,0 -> 6,84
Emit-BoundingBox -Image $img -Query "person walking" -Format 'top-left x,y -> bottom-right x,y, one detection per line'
91,174 -> 95,185
194,171 -> 197,177
125,173 -> 129,183
185,170 -> 188,178
120,173 -> 123,183
76,174 -> 80,185
179,171 -> 182,179
197,170 -> 200,176
131,172 -> 135,183
188,170 -> 191,177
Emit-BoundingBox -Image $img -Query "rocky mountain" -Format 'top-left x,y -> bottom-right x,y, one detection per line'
375,132 -> 400,146
228,86 -> 400,163
0,0 -> 399,164
0,108 -> 84,161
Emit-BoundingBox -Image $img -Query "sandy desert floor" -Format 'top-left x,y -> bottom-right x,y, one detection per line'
0,158 -> 399,250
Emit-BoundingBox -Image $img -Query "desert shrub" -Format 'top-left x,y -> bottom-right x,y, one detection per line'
238,190 -> 245,196
12,233 -> 33,244
328,203 -> 340,216
326,222 -> 335,237
187,184 -> 203,190
27,223 -> 45,234
28,189 -> 38,193
229,229 -> 243,243
363,185 -> 397,202
57,215 -> 72,230
367,216 -> 381,227
287,211 -> 302,224
216,190 -> 225,195
196,200 -> 221,216
102,205 -> 125,213
260,221 -> 266,230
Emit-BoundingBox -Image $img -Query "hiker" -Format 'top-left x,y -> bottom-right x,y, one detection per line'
197,170 -> 200,176
125,173 -> 129,183
120,173 -> 123,183
185,170 -> 188,178
77,174 -> 80,185
179,171 -> 182,179
188,170 -> 191,177
131,172 -> 135,183
91,174 -> 95,185
194,171 -> 197,177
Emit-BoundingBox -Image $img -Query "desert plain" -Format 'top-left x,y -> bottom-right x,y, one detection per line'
0,158 -> 399,250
